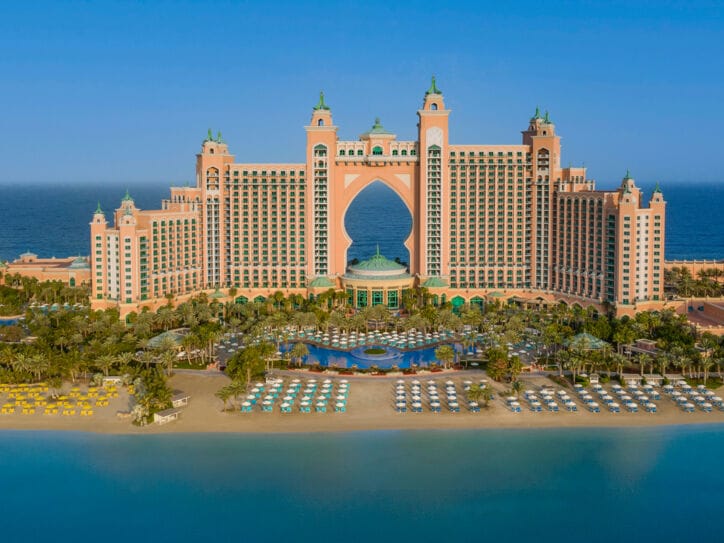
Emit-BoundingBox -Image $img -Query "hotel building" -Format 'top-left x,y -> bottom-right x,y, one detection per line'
90,79 -> 666,317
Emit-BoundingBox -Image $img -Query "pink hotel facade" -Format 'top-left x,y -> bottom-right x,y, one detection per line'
90,80 -> 667,317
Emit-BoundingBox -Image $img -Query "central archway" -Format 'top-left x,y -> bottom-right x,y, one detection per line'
344,181 -> 413,266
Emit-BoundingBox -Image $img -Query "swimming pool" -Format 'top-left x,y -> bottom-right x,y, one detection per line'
0,318 -> 20,327
279,342 -> 464,369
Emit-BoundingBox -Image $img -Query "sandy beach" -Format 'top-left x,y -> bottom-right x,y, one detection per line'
1,370 -> 723,435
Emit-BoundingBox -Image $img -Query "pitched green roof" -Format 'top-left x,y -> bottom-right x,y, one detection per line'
422,277 -> 448,288
532,106 -> 542,120
122,189 -> 133,202
148,330 -> 185,349
308,276 -> 335,288
361,117 -> 393,136
566,332 -> 608,350
94,201 -> 103,214
623,169 -> 632,180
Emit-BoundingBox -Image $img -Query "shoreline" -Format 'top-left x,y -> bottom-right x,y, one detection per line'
2,372 -> 724,436
2,416 -> 724,437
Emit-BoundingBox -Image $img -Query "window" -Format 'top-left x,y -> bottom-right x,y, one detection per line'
431,103 -> 438,110
317,119 -> 324,126
372,146 -> 383,156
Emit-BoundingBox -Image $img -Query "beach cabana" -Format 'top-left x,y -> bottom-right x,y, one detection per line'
171,393 -> 190,408
154,408 -> 181,425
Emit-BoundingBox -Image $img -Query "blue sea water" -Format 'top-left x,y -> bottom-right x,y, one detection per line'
1,426 -> 723,542
0,181 -> 721,263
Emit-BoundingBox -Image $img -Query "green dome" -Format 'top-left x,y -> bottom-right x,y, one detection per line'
69,257 -> 90,269
422,276 -> 448,288
308,276 -> 335,288
361,117 -> 393,136
348,247 -> 407,277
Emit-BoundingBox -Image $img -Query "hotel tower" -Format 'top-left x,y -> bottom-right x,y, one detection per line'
90,79 -> 666,317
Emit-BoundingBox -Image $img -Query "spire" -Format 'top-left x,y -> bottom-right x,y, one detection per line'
653,181 -> 662,193
426,75 -> 442,95
624,169 -> 632,180
313,91 -> 330,111
376,244 -> 380,257
533,106 -> 542,120
122,189 -> 133,202
94,201 -> 103,214
206,128 -> 213,142
544,110 -> 551,123
216,130 -> 224,143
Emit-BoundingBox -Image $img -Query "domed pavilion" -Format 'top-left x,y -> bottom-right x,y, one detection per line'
341,246 -> 414,309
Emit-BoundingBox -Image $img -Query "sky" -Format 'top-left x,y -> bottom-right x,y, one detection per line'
1,0 -> 723,188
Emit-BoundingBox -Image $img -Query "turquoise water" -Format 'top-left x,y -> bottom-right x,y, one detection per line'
1,426 -> 723,542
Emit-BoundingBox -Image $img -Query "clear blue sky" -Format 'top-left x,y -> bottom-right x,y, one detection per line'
1,0 -> 722,188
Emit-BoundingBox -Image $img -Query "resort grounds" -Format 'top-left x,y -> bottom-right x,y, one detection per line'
1,369 -> 723,434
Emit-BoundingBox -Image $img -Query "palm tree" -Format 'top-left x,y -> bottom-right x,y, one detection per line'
215,385 -> 233,411
158,350 -> 177,376
290,342 -> 309,368
95,354 -> 117,377
700,359 -> 714,385
435,345 -> 455,369
467,383 -> 493,407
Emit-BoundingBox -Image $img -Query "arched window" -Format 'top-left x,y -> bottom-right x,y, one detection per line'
357,149 -> 363,156
339,149 -> 345,156
372,146 -> 383,156
431,103 -> 438,110
392,150 -> 398,156
401,149 -> 407,156
209,148 -> 215,154
317,119 -> 324,126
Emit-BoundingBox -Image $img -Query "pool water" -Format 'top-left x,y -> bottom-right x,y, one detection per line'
280,342 -> 466,369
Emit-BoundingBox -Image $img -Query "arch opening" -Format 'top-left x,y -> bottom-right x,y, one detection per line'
343,181 -> 412,267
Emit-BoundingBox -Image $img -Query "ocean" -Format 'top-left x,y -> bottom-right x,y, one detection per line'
0,181 -> 721,264
0,426 -> 722,542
